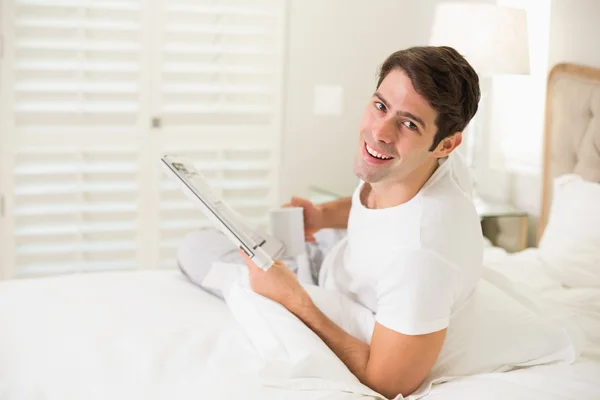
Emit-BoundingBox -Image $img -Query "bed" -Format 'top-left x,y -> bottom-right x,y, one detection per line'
1,62 -> 600,400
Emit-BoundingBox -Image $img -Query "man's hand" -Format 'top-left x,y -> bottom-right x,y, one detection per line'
238,249 -> 313,313
282,196 -> 325,243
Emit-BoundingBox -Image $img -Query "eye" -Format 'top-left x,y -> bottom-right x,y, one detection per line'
374,102 -> 386,112
402,120 -> 418,131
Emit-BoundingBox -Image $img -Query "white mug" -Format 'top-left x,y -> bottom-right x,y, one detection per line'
269,207 -> 305,257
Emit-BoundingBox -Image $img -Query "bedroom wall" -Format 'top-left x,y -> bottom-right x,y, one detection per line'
279,0 -> 491,201
547,0 -> 600,68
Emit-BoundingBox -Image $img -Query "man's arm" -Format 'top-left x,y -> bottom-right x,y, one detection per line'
239,252 -> 446,399
292,302 -> 446,399
318,197 -> 352,230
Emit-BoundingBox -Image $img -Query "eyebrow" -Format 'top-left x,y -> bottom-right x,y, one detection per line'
374,92 -> 427,130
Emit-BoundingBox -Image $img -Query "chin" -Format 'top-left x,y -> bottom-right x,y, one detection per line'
353,156 -> 367,177
353,164 -> 365,181
353,165 -> 380,184
354,156 -> 392,184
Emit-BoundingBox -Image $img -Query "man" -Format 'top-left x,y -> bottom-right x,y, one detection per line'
236,46 -> 483,399
178,46 -> 483,399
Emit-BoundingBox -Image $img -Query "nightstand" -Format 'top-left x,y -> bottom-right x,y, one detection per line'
474,196 -> 529,252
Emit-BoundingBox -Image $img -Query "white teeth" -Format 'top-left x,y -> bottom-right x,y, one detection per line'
366,144 -> 392,160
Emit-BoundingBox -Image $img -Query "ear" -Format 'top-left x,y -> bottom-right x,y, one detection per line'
431,132 -> 462,158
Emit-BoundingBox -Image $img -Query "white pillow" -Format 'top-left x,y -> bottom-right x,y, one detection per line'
204,262 -> 581,400
539,174 -> 600,288
417,267 -> 583,396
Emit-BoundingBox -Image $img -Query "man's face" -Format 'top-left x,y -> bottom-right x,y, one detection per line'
354,68 -> 442,185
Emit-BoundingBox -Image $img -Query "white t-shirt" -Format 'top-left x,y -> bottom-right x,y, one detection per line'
318,154 -> 483,335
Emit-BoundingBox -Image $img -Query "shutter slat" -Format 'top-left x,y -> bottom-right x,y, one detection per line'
16,203 -> 136,216
15,182 -> 137,196
17,60 -> 139,73
18,241 -> 135,256
164,63 -> 271,75
164,43 -> 271,56
19,261 -> 136,277
161,104 -> 271,114
167,4 -> 276,17
161,198 -> 269,211
16,40 -> 140,52
161,220 -> 212,231
16,81 -> 138,94
16,102 -> 138,113
165,160 -> 271,171
164,83 -> 271,95
17,222 -> 135,237
15,0 -> 141,11
162,179 -> 270,192
16,18 -> 140,31
15,162 -> 137,175
166,24 -> 269,36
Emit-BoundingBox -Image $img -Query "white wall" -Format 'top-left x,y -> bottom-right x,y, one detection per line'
279,0 -> 490,201
548,0 -> 600,68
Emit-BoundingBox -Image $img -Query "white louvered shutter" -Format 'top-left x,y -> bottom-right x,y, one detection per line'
0,0 -> 147,278
154,0 -> 286,269
0,0 -> 286,279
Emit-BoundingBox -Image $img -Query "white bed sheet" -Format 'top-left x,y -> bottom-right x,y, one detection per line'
424,358 -> 600,400
1,248 -> 599,400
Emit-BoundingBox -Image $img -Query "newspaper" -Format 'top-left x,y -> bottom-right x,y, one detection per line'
161,154 -> 284,270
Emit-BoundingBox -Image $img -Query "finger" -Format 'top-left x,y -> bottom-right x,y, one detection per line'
238,248 -> 251,264
290,196 -> 311,207
305,228 -> 317,236
237,248 -> 262,273
305,234 -> 316,243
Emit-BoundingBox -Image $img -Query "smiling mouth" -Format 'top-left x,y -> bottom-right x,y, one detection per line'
365,142 -> 393,160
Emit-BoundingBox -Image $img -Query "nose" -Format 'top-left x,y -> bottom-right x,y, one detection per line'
371,116 -> 395,144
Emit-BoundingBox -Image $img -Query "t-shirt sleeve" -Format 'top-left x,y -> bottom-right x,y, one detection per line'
375,249 -> 463,335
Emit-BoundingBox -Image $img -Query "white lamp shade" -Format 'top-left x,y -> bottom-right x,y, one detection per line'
429,3 -> 530,76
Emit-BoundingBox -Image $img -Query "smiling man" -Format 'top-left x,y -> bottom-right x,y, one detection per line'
238,46 -> 484,399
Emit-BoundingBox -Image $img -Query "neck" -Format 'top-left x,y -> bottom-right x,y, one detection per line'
364,158 -> 440,209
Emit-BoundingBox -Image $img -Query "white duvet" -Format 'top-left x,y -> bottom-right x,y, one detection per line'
1,248 -> 600,400
0,271 -> 373,400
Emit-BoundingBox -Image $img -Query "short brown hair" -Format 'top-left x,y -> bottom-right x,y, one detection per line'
377,46 -> 481,151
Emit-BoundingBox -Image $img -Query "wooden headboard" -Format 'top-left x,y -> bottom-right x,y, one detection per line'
538,63 -> 600,243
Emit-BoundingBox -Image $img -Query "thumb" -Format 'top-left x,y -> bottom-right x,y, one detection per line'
282,196 -> 302,208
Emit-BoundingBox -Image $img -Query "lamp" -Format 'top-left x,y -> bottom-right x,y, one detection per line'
430,3 -> 530,77
429,3 -> 530,196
